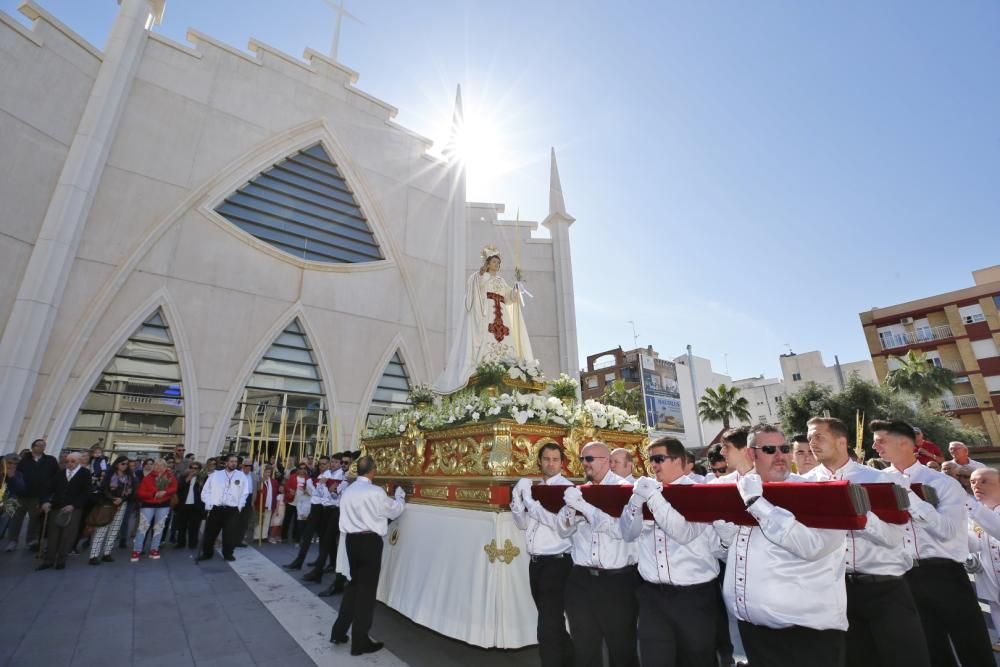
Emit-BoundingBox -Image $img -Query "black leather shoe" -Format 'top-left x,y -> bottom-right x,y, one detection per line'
236,543 -> 248,548
283,561 -> 302,570
332,584 -> 345,594
302,571 -> 322,583
195,554 -> 212,563
88,557 -> 100,566
35,562 -> 53,571
318,588 -> 335,597
330,633 -> 349,644
101,555 -> 114,563
350,641 -> 383,656
306,560 -> 316,567
325,564 -> 336,572
54,563 -> 65,570
223,555 -> 236,562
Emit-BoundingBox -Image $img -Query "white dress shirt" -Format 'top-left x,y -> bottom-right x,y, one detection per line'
556,471 -> 636,569
803,460 -> 910,576
308,472 -> 336,507
687,473 -> 707,484
886,461 -> 968,563
338,476 -> 405,536
510,474 -> 573,556
963,458 -> 987,471
619,475 -> 721,585
718,495 -> 848,631
201,469 -> 251,511
327,469 -> 346,507
622,474 -> 636,484
969,503 -> 1000,601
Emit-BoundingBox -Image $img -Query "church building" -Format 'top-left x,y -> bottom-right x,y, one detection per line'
0,0 -> 579,458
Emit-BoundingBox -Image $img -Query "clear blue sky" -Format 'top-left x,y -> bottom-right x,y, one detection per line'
6,0 -> 999,380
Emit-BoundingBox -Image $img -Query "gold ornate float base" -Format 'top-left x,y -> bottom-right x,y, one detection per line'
364,416 -> 649,511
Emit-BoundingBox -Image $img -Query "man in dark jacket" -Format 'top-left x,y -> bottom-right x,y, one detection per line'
5,438 -> 58,552
172,462 -> 205,549
37,452 -> 92,570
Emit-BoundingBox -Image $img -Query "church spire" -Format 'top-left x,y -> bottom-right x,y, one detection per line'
548,147 -> 574,221
444,84 -> 464,162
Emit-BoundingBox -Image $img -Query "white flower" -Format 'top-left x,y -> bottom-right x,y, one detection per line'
471,412 -> 480,421
513,410 -> 529,425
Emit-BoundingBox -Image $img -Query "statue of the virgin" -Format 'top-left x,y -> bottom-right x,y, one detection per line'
434,245 -> 534,394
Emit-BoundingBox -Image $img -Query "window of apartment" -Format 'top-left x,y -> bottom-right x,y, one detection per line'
971,338 -> 1000,360
774,395 -> 782,404
994,295 -> 1000,311
792,373 -> 802,381
604,373 -> 616,383
959,304 -> 986,325
985,376 -> 1000,394
585,376 -> 598,389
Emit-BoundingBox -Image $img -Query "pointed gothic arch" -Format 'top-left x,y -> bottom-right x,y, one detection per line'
208,304 -> 339,458
354,334 -> 423,438
49,291 -> 198,457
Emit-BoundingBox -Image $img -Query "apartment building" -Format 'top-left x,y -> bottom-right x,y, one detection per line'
859,265 -> 1000,445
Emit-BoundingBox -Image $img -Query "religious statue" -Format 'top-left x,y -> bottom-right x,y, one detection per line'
434,245 -> 534,394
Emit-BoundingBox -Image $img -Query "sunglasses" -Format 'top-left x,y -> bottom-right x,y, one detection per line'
752,445 -> 792,455
580,455 -> 607,463
649,454 -> 678,464
711,466 -> 727,474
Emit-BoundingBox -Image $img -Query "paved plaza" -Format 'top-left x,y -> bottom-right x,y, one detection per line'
2,539 -> 998,666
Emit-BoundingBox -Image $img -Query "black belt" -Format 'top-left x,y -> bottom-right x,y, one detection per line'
530,553 -> 569,563
846,573 -> 902,584
574,564 -> 636,577
643,579 -> 716,592
914,557 -> 958,568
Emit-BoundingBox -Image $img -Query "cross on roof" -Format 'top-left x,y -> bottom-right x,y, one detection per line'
322,0 -> 361,62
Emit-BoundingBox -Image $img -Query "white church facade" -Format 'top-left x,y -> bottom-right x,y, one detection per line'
0,0 -> 579,458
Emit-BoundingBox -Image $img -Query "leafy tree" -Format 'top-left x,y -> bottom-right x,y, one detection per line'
885,350 -> 954,408
779,372 -> 986,459
601,379 -> 645,422
697,384 -> 752,430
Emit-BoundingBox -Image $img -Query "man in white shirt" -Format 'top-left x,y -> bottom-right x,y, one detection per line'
709,427 -> 753,484
556,441 -> 637,667
791,433 -> 818,475
620,436 -> 722,667
950,441 -> 986,470
803,417 -> 929,667
329,455 -> 405,656
284,456 -> 332,570
197,454 -> 250,562
318,451 -> 354,597
304,459 -> 346,585
718,424 -> 847,667
968,467 -> 1000,653
511,442 -> 574,667
609,448 -> 635,484
874,419 -> 994,666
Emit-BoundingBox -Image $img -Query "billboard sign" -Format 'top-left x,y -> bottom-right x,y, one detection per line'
640,354 -> 685,434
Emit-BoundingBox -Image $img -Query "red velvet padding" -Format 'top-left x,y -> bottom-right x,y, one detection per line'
531,481 -> 868,530
860,483 -> 910,525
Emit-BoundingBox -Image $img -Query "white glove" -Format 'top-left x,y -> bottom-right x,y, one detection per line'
563,486 -> 585,509
633,476 -> 662,501
514,478 -> 533,501
736,473 -> 764,504
394,486 -> 405,501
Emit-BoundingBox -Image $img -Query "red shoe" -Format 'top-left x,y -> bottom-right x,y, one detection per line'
130,551 -> 140,562
149,549 -> 160,560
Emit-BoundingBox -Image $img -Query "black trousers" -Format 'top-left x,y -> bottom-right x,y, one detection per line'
564,565 -> 639,667
637,580 -> 719,667
905,559 -> 993,667
172,504 -> 202,548
44,508 -> 82,565
714,562 -> 734,663
331,533 -> 384,651
307,507 -> 340,578
293,505 -> 328,564
528,555 -> 574,667
200,506 -> 240,559
281,504 -> 297,541
738,621 -> 845,667
845,576 -> 930,667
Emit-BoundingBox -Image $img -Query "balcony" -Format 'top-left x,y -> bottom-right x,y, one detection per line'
879,325 -> 953,350
940,394 -> 979,411
939,360 -> 967,374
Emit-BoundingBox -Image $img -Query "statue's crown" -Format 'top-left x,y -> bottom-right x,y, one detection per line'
480,244 -> 501,262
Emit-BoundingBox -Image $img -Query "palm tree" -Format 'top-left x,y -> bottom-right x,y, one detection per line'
885,349 -> 954,408
697,384 -> 752,429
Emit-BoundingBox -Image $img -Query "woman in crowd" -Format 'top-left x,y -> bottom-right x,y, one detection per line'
0,454 -> 26,543
132,458 -> 177,562
285,462 -> 311,542
89,456 -> 133,564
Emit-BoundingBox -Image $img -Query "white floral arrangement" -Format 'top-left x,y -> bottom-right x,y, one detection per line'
365,390 -> 643,438
506,357 -> 544,382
